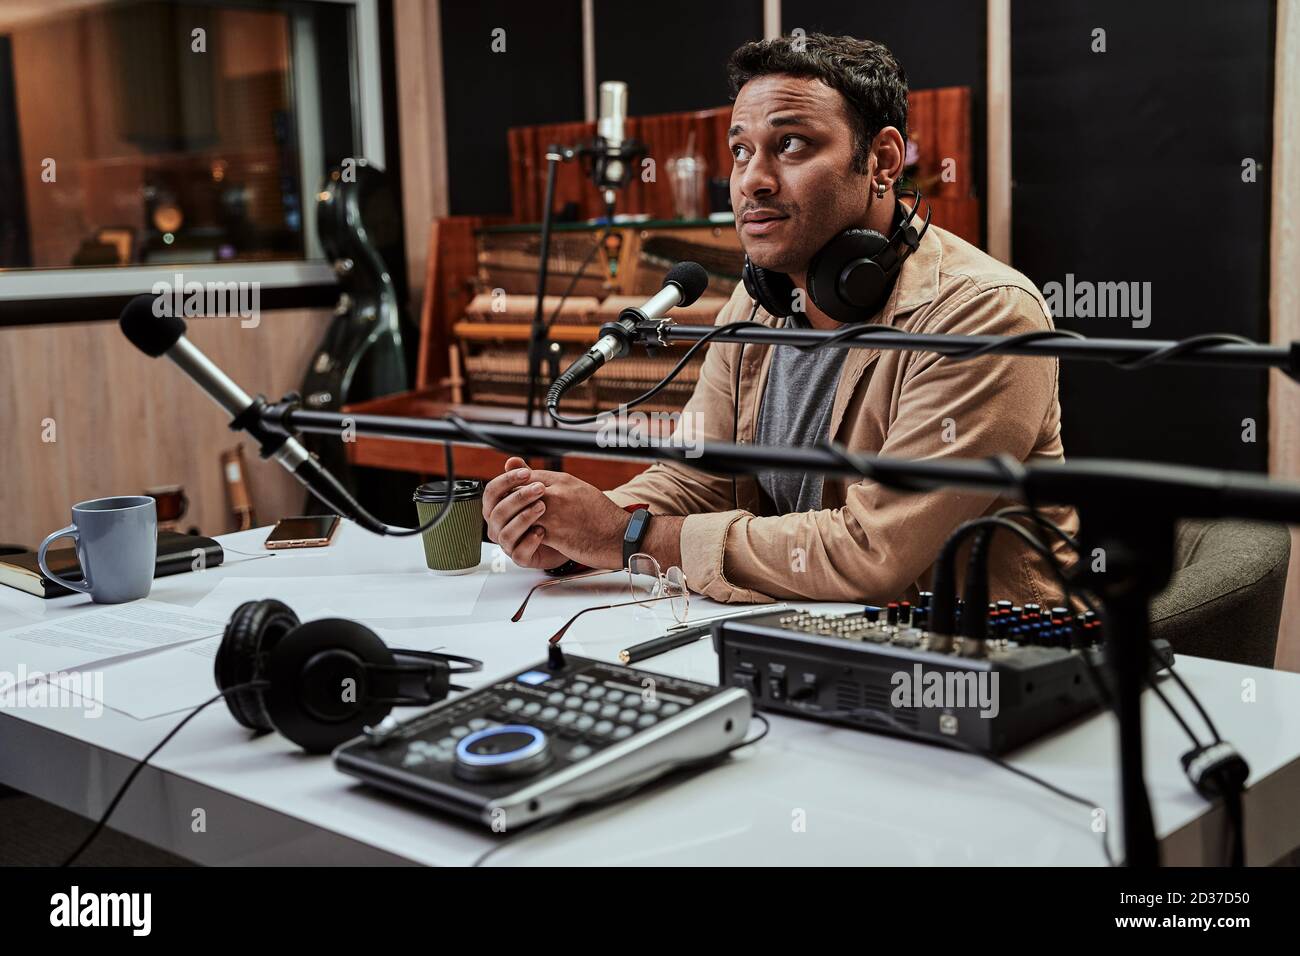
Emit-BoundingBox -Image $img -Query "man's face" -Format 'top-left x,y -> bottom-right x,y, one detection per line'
729,74 -> 871,274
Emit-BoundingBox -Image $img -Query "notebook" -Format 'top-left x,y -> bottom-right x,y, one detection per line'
0,532 -> 225,598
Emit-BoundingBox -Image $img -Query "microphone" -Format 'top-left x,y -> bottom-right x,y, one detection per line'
118,294 -> 386,534
546,261 -> 709,412
588,80 -> 649,212
594,81 -> 629,205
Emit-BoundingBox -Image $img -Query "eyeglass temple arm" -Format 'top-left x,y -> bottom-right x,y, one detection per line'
547,594 -> 677,645
511,567 -> 621,622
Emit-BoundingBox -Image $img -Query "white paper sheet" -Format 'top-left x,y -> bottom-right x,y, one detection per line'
0,600 -> 226,690
35,590 -> 733,723
51,612 -> 570,721
190,571 -> 489,622
47,605 -> 347,720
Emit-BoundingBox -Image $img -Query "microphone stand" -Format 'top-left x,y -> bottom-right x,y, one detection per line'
523,137 -> 638,434
254,398 -> 1300,867
524,144 -> 576,430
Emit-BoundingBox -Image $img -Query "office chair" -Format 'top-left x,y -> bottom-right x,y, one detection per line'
1149,519 -> 1291,668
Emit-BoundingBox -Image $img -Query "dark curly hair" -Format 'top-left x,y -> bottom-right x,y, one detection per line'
727,34 -> 908,174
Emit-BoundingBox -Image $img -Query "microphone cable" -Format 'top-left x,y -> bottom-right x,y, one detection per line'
614,314 -> 1265,373
823,469 -> 1240,864
542,238 -> 603,335
972,504 -> 1244,864
299,437 -> 459,539
547,311 -> 770,427
798,700 -> 1117,866
987,505 -> 1224,748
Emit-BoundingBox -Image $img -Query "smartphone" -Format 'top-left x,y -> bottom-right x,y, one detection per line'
264,515 -> 341,550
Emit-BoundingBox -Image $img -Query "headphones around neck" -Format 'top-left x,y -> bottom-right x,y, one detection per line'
742,185 -> 931,323
214,599 -> 483,754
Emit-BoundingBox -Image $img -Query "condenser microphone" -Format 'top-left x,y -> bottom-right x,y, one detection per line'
118,294 -> 385,533
597,81 -> 627,149
593,81 -> 632,205
546,261 -> 709,411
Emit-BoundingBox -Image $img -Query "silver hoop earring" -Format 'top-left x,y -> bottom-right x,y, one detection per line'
875,181 -> 889,199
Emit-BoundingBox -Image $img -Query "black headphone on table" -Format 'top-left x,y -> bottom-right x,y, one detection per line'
214,599 -> 483,754
742,185 -> 931,323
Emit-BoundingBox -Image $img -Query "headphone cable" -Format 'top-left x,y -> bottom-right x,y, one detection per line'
61,680 -> 269,868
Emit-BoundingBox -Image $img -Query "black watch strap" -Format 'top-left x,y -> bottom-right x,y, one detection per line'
622,508 -> 652,568
544,559 -> 584,577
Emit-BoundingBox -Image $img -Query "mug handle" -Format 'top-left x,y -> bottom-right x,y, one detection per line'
38,525 -> 92,595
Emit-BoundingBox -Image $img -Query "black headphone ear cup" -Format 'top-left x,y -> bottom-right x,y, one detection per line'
264,618 -> 396,754
742,255 -> 795,318
806,229 -> 893,324
215,599 -> 300,733
741,254 -> 760,302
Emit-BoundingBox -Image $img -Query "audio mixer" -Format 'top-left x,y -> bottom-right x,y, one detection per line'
714,598 -> 1172,755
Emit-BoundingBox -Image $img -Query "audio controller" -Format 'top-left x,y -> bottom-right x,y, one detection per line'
714,602 -> 1172,755
334,653 -> 751,830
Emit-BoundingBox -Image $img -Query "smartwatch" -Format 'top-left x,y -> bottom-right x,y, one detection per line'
543,502 -> 649,576
623,507 -> 652,567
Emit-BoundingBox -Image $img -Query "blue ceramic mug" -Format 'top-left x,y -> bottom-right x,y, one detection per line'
38,496 -> 157,603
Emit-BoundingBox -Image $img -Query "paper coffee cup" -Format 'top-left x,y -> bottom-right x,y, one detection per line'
414,480 -> 484,574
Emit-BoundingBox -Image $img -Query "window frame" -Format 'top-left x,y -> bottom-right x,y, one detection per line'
0,0 -> 387,310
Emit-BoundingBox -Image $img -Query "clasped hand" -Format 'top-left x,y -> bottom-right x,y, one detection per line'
481,456 -> 630,570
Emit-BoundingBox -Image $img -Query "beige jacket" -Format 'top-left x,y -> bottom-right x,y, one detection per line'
606,222 -> 1080,607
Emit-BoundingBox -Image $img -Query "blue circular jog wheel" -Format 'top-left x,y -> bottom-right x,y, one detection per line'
453,724 -> 551,781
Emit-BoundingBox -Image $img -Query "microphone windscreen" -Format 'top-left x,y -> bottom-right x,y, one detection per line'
664,261 -> 709,307
119,294 -> 186,357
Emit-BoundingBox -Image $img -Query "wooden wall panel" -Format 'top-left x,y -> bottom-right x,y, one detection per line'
393,0 -> 450,323
0,309 -> 333,550
1270,0 -> 1300,672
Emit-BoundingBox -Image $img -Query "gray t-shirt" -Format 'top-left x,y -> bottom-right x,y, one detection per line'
754,311 -> 848,513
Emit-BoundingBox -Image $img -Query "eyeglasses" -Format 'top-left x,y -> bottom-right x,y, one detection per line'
511,553 -> 689,645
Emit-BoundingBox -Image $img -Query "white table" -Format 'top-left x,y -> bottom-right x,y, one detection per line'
2,521 -> 1298,866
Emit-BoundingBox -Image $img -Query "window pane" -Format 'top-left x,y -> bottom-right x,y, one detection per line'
0,0 -> 360,270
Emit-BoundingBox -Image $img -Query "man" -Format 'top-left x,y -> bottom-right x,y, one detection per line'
483,34 -> 1078,607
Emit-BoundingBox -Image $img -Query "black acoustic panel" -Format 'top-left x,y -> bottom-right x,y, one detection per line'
592,0 -> 764,115
767,0 -> 986,237
1011,0 -> 1273,472
440,0 -> 585,215
786,0 -> 986,94
376,0 -> 408,312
